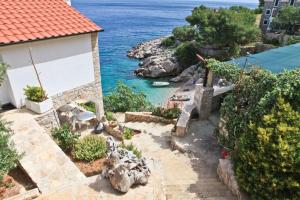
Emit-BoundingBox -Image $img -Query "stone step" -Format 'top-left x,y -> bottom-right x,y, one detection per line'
3,110 -> 86,194
165,192 -> 236,200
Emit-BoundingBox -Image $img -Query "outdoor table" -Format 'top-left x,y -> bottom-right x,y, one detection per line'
72,111 -> 96,130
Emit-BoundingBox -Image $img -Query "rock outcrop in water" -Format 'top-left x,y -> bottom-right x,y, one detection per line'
127,38 -> 181,78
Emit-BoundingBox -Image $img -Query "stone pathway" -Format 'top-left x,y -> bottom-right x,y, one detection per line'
2,109 -> 235,199
1,109 -> 86,194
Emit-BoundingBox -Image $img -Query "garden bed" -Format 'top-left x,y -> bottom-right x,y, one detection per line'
0,167 -> 36,199
68,155 -> 107,177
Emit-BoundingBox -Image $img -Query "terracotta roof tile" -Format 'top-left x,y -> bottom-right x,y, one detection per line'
0,0 -> 102,45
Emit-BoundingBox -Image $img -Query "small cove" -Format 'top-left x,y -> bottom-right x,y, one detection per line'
73,0 -> 257,105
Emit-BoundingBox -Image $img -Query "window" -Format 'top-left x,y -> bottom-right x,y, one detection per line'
290,0 -> 295,6
263,20 -> 269,25
266,9 -> 271,15
274,0 -> 280,7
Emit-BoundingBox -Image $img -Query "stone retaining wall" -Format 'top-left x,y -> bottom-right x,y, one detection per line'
35,109 -> 60,134
217,159 -> 249,200
125,112 -> 176,125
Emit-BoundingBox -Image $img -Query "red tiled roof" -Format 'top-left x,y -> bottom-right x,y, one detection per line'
0,0 -> 102,45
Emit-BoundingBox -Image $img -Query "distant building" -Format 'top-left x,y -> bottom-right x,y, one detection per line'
0,0 -> 104,117
261,0 -> 300,32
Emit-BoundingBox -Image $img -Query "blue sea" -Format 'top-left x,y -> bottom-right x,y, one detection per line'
73,0 -> 258,105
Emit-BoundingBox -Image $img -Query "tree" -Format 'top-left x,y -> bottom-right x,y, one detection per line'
186,6 -> 260,50
172,25 -> 197,42
272,6 -> 300,34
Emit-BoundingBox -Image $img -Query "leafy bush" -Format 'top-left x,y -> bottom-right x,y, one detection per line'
24,86 -> 47,102
0,121 -> 21,182
161,37 -> 176,47
123,128 -> 134,140
235,97 -> 300,199
105,112 -> 116,121
79,101 -> 96,113
52,124 -> 79,152
172,26 -> 196,42
152,106 -> 181,119
120,143 -> 142,158
104,82 -> 153,112
0,63 -> 7,85
73,135 -> 106,162
175,41 -> 201,67
207,59 -> 241,83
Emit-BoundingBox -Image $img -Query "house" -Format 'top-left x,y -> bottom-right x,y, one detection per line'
261,0 -> 300,32
0,0 -> 104,118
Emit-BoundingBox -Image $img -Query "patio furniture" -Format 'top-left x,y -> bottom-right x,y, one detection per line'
72,110 -> 96,130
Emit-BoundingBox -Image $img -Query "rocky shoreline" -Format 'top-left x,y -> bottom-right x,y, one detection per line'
127,37 -> 205,86
127,38 -> 181,78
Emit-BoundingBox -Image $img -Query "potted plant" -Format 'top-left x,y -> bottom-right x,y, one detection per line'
24,86 -> 53,114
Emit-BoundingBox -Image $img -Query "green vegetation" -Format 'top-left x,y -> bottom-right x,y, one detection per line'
272,6 -> 300,35
105,112 -> 116,121
152,106 -> 181,119
211,60 -> 300,199
235,97 -> 300,199
175,41 -> 201,67
104,82 -> 153,112
161,36 -> 176,47
171,6 -> 260,65
120,143 -> 142,159
172,26 -> 197,42
79,101 -> 96,113
24,86 -> 47,102
73,135 -> 107,162
123,128 -> 134,140
0,63 -> 7,84
0,121 -> 21,182
52,124 -> 79,152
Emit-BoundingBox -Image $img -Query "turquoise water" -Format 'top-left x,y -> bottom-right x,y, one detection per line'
228,43 -> 300,73
73,0 -> 257,104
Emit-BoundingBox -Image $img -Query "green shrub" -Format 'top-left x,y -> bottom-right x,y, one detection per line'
104,82 -> 153,112
105,112 -> 116,121
172,26 -> 196,42
120,143 -> 142,159
0,121 -> 21,182
52,124 -> 79,152
235,97 -> 300,199
161,37 -> 176,47
73,135 -> 106,162
24,86 -> 47,102
152,106 -> 181,119
0,63 -> 7,85
175,41 -> 201,68
123,128 -> 134,140
79,101 -> 96,113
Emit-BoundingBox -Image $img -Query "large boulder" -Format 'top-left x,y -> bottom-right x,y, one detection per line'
103,137 -> 151,193
129,38 -> 181,78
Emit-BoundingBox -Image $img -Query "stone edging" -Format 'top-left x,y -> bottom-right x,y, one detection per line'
217,159 -> 249,200
4,188 -> 40,200
125,112 -> 177,125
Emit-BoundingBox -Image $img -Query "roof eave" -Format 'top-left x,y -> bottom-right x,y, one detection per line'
0,30 -> 104,47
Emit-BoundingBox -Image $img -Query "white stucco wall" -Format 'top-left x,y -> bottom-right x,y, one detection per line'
0,33 -> 95,108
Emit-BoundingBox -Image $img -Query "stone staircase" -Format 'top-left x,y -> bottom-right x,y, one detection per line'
164,161 -> 236,200
1,109 -> 86,194
167,117 -> 236,200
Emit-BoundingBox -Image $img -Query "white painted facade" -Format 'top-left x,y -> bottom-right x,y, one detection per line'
0,33 -> 95,108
